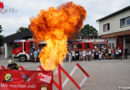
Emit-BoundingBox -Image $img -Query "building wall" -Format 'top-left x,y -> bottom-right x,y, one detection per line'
0,46 -> 5,55
4,43 -> 12,59
99,9 -> 130,36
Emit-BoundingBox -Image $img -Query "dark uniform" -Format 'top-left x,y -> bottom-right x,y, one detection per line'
7,63 -> 19,70
75,50 -> 79,61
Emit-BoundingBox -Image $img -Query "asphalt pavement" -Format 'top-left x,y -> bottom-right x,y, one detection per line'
0,55 -> 130,90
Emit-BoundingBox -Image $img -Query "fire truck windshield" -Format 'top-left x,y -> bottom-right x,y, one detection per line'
85,43 -> 90,49
77,43 -> 82,49
38,43 -> 46,49
13,43 -> 21,49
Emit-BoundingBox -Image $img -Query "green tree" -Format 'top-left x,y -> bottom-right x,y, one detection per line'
80,24 -> 98,39
0,25 -> 3,46
17,27 -> 29,33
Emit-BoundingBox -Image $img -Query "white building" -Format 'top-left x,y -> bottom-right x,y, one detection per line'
97,6 -> 130,55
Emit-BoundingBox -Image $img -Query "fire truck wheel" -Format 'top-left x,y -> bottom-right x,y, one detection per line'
19,55 -> 27,62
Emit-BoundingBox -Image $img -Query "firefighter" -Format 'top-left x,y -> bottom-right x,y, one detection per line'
7,59 -> 19,70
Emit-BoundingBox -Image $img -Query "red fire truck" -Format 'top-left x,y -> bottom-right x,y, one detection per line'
12,39 -> 108,62
69,39 -> 108,51
12,40 -> 46,62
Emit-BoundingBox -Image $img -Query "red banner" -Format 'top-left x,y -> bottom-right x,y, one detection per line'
0,69 -> 53,90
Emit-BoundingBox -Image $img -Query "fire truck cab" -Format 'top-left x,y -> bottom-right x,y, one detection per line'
12,40 -> 45,62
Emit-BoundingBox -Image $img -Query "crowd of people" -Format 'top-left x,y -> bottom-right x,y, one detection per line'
7,46 -> 128,69
30,44 -> 41,62
70,46 -> 128,61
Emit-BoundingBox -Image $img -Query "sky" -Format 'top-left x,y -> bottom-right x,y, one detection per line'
0,0 -> 130,36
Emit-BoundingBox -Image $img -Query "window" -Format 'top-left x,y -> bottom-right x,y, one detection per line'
85,43 -> 90,49
71,44 -> 75,49
30,41 -> 33,48
103,23 -> 110,32
13,42 -> 21,49
24,42 -> 26,51
38,43 -> 46,49
109,43 -> 114,49
77,43 -> 82,49
120,16 -> 130,27
109,43 -> 111,49
112,43 -> 114,48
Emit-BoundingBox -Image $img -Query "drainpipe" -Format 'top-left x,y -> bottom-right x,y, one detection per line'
123,37 -> 126,56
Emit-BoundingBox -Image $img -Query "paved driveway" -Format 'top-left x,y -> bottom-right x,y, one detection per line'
0,55 -> 130,90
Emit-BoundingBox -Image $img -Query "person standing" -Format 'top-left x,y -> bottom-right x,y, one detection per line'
124,47 -> 128,59
91,51 -> 94,60
34,49 -> 38,62
108,48 -> 112,59
79,50 -> 83,61
115,48 -> 119,59
88,50 -> 91,61
95,50 -> 99,60
72,50 -> 76,61
86,51 -> 89,61
102,50 -> 105,60
92,48 -> 96,60
118,48 -> 122,60
105,49 -> 108,59
30,48 -> 34,61
37,47 -> 41,61
75,50 -> 79,61
111,48 -> 115,59
99,52 -> 102,60
82,50 -> 86,61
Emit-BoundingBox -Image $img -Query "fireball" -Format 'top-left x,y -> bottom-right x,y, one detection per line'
30,2 -> 86,70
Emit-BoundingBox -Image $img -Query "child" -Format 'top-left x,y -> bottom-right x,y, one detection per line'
99,52 -> 102,60
91,51 -> 94,60
72,50 -> 76,61
34,49 -> 38,62
108,48 -> 112,59
82,50 -> 86,61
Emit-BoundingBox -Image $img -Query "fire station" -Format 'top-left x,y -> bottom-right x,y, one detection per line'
3,30 -> 33,59
97,6 -> 130,55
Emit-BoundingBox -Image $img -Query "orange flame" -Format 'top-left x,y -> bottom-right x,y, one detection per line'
30,2 -> 86,71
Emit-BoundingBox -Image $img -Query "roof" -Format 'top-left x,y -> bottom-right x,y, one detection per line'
97,6 -> 130,21
3,30 -> 33,43
100,29 -> 130,38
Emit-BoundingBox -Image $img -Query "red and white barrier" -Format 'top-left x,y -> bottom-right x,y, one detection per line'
1,63 -> 89,90
62,63 -> 90,88
52,63 -> 90,90
62,65 -> 78,88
